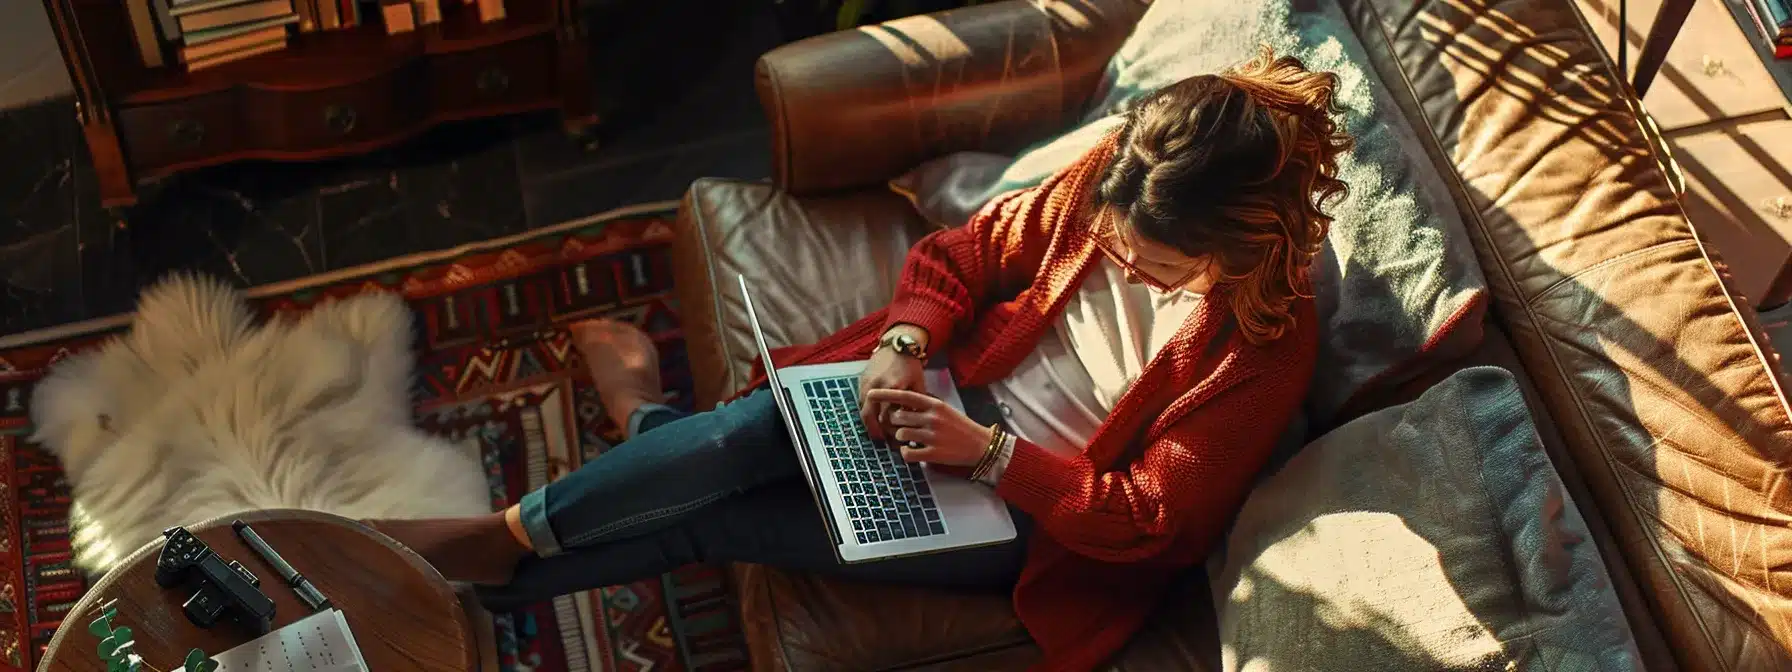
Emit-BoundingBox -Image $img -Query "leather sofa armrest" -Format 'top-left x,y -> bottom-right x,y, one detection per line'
755,0 -> 1146,196
673,179 -> 940,409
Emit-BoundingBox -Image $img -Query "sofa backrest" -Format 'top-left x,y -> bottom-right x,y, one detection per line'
756,0 -> 1149,196
1330,0 -> 1792,668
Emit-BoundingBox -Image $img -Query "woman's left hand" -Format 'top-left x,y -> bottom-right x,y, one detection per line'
864,388 -> 991,467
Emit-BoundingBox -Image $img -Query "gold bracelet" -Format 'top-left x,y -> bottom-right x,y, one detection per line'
969,428 -> 996,480
979,425 -> 1002,471
981,426 -> 1007,480
970,425 -> 1004,481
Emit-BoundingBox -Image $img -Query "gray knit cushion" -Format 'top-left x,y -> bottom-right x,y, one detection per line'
1208,367 -> 1642,671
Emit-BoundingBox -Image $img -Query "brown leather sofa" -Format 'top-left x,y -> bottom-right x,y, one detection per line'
667,0 -> 1792,669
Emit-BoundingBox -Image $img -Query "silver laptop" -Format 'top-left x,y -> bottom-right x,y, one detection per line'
736,275 -> 1016,564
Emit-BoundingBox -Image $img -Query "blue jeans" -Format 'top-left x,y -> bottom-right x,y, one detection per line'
476,388 -> 1031,611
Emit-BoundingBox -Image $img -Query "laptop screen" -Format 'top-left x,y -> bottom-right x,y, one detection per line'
736,274 -> 793,419
735,275 -> 838,542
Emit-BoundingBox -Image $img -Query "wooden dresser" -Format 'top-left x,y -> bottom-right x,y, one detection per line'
39,0 -> 592,207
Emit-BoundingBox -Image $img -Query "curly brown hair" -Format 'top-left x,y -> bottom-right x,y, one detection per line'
1096,46 -> 1354,345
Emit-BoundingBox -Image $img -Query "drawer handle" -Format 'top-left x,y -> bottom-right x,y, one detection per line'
477,67 -> 511,96
168,119 -> 206,147
324,105 -> 358,135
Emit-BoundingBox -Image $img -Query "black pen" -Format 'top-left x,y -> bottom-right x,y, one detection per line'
233,520 -> 333,612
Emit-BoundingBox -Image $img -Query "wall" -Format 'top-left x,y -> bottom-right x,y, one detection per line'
0,2 -> 73,110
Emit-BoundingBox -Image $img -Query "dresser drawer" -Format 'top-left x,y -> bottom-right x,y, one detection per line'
106,30 -> 577,195
241,62 -> 433,152
430,37 -> 558,115
117,94 -> 242,171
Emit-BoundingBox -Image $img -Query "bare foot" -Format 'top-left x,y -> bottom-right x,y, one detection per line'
569,318 -> 662,429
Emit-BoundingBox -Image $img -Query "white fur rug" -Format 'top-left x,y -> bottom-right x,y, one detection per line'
30,274 -> 490,574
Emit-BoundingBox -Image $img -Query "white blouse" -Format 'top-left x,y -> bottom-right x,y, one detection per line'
979,257 -> 1203,483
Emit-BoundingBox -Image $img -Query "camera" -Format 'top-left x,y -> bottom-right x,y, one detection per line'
154,526 -> 276,634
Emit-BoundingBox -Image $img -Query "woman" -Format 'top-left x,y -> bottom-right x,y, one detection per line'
373,48 -> 1352,671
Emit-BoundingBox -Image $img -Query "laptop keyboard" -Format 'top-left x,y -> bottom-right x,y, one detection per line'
803,376 -> 947,544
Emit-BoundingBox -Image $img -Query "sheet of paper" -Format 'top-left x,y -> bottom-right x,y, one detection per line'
174,609 -> 368,672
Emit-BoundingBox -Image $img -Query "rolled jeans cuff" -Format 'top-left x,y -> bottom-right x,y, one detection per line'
518,488 -> 564,558
524,402 -> 678,559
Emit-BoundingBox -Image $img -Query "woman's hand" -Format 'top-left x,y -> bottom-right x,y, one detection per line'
865,388 -> 992,467
858,327 -> 929,439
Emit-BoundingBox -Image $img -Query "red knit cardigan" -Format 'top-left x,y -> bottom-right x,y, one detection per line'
744,136 -> 1318,671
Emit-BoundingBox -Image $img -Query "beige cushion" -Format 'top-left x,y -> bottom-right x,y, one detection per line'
1209,367 -> 1642,671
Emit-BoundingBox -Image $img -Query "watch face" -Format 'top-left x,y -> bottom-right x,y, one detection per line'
885,333 -> 920,356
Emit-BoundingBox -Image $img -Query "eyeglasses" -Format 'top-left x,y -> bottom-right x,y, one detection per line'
1091,215 -> 1208,293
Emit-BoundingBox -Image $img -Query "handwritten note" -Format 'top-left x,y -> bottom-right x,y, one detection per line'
175,609 -> 367,672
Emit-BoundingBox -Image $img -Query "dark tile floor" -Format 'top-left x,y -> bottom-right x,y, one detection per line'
0,0 -> 783,337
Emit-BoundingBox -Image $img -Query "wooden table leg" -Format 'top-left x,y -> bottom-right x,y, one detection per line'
1631,0 -> 1697,97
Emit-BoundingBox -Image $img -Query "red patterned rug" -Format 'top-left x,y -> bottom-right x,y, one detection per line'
0,203 -> 749,672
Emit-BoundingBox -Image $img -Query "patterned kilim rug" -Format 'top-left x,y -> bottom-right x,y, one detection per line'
0,203 -> 750,672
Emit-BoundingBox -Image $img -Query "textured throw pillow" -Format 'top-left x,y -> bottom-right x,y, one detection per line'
1208,367 -> 1643,671
888,151 -> 1014,229
889,118 -> 1126,228
889,0 -> 1488,428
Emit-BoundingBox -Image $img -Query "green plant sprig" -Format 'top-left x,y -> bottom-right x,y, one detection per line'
89,600 -> 219,672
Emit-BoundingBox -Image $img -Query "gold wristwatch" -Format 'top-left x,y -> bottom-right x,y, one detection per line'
877,332 -> 927,359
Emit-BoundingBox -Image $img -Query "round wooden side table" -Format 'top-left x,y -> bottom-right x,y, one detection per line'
36,509 -> 477,671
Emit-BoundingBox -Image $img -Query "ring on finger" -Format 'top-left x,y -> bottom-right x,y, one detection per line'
893,427 -> 925,448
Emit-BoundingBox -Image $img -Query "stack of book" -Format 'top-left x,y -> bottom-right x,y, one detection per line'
123,0 -> 377,72
123,0 -> 512,70
1744,0 -> 1792,59
379,0 -> 505,34
123,0 -> 301,71
289,0 -> 369,33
